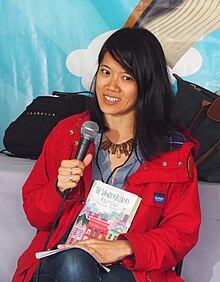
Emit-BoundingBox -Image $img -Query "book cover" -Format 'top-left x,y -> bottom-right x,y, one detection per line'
66,180 -> 141,243
35,180 -> 141,265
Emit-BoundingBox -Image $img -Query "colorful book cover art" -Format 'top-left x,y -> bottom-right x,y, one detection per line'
66,180 -> 141,243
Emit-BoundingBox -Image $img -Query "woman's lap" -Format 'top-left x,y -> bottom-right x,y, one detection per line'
32,248 -> 136,282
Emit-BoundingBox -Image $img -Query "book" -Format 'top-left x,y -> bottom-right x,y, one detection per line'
35,180 -> 141,269
66,180 -> 142,243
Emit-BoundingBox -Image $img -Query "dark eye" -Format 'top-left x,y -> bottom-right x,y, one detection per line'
100,68 -> 110,75
123,75 -> 134,82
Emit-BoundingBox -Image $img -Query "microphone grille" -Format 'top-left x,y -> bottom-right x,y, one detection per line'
81,121 -> 99,140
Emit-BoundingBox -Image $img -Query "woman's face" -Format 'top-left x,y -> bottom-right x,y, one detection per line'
96,52 -> 138,118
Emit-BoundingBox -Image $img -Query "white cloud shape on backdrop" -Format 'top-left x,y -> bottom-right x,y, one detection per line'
169,47 -> 203,83
67,30 -> 203,88
66,30 -> 116,90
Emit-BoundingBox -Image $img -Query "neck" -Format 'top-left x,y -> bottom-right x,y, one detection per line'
104,114 -> 135,143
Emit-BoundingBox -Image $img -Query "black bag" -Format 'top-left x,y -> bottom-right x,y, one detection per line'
3,91 -> 93,159
174,74 -> 220,182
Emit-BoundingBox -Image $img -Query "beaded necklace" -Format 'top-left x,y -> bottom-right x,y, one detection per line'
100,136 -> 134,158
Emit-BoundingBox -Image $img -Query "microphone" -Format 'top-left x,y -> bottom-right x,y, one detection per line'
64,121 -> 99,198
75,121 -> 99,160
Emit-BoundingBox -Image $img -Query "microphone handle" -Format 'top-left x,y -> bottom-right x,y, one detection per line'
75,137 -> 92,161
63,137 -> 92,198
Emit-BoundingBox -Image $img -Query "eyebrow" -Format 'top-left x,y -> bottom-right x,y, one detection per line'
100,64 -> 110,68
99,64 -> 131,75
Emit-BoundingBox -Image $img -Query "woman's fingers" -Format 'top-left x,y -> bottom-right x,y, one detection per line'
57,160 -> 84,192
83,154 -> 93,167
57,154 -> 93,193
60,159 -> 85,170
57,239 -> 133,264
58,166 -> 83,177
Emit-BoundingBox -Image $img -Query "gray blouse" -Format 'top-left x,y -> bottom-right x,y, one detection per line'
92,133 -> 143,189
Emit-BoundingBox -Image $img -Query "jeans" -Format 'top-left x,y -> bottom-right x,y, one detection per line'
32,248 -> 136,282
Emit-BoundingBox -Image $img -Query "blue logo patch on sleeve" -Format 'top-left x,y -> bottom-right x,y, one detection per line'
154,193 -> 165,203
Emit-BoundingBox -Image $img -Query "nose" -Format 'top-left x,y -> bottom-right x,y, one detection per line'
106,76 -> 120,92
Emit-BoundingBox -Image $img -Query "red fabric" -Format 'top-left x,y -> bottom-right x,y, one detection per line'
12,112 -> 201,282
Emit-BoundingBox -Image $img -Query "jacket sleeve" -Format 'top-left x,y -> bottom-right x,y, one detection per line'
119,152 -> 201,271
22,122 -> 82,231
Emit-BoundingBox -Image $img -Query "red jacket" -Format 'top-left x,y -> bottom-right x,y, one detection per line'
13,112 -> 201,282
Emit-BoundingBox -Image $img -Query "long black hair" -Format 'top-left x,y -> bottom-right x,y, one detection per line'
90,27 -> 181,160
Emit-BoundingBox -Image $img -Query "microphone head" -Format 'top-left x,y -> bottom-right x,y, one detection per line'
81,121 -> 99,140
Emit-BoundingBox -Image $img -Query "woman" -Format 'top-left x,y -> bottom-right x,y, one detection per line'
13,27 -> 201,282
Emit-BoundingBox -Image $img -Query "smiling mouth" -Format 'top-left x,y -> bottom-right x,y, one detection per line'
104,95 -> 120,103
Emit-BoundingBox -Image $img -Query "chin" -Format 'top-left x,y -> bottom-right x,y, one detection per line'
99,104 -> 117,114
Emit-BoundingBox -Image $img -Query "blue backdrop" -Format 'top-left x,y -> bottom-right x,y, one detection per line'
0,0 -> 138,149
0,0 -> 220,150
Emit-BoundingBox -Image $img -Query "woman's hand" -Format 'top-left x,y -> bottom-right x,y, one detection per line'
57,238 -> 134,264
57,154 -> 93,193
